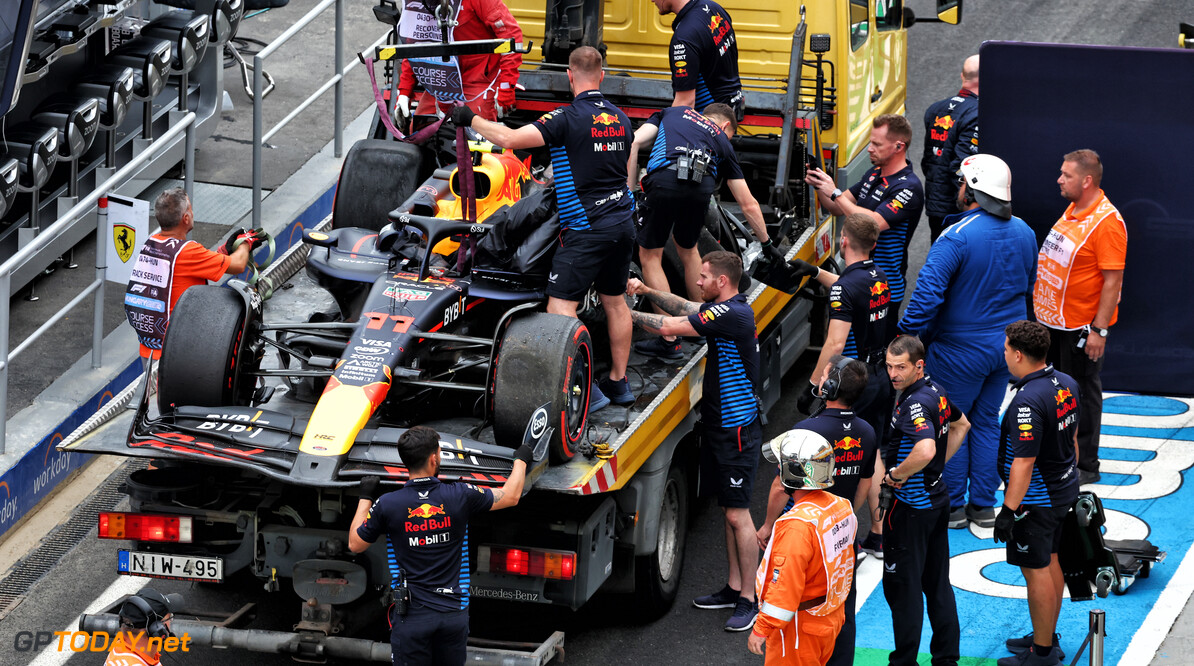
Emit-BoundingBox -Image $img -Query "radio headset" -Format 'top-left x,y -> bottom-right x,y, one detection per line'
817,357 -> 856,402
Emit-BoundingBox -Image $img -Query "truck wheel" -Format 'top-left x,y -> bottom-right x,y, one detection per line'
333,139 -> 425,231
493,313 -> 593,463
634,463 -> 688,620
158,286 -> 250,411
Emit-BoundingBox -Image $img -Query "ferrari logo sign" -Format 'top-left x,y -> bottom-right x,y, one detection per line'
113,223 -> 136,263
104,195 -> 149,285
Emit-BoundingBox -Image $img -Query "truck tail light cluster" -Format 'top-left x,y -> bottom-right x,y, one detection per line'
99,512 -> 193,543
479,546 -> 575,580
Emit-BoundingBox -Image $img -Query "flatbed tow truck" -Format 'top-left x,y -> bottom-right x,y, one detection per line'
63,0 -> 962,661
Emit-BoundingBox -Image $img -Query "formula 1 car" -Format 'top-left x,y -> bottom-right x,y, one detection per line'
130,135 -> 600,496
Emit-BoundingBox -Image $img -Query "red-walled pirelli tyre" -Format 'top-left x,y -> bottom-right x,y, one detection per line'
157,286 -> 247,411
493,313 -> 593,464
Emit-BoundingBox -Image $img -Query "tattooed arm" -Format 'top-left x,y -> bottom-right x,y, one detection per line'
627,278 -> 700,316
630,310 -> 699,337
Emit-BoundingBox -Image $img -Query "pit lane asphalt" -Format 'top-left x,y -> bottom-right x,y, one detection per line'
2,0 -> 1187,664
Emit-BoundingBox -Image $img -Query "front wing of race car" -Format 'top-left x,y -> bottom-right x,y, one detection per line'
64,402 -> 544,489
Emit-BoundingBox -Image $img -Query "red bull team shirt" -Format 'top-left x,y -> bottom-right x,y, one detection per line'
533,90 -> 635,232
356,476 -> 494,612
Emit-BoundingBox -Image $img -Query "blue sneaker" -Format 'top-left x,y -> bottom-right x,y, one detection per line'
692,585 -> 739,610
633,336 -> 683,360
589,381 -> 610,412
724,598 -> 758,632
598,377 -> 635,406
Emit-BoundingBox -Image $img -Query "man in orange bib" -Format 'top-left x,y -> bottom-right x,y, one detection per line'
1033,149 -> 1126,485
749,430 -> 856,665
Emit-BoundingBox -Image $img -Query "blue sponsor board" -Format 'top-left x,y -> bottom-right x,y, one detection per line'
0,362 -> 142,540
855,394 -> 1194,665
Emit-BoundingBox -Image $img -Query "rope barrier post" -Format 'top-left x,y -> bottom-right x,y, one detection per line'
1089,609 -> 1105,666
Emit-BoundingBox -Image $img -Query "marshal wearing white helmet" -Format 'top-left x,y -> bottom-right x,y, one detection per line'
749,429 -> 857,664
897,152 -> 1039,531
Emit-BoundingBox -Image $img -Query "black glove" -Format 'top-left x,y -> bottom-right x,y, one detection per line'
359,475 -> 381,502
993,504 -> 1019,543
513,444 -> 534,466
796,384 -> 819,414
761,239 -> 785,265
786,257 -> 819,280
451,104 -> 476,129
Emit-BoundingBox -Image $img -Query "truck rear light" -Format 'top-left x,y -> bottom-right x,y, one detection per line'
479,546 -> 575,580
99,512 -> 193,543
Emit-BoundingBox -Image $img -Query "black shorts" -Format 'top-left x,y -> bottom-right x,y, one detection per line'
547,222 -> 635,301
700,420 -> 761,509
1007,504 -> 1070,569
637,172 -> 715,250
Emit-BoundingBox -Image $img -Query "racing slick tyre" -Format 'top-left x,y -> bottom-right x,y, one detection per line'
157,286 -> 250,411
493,313 -> 593,464
634,463 -> 689,620
333,139 -> 425,232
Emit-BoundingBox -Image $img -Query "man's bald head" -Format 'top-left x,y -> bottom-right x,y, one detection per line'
961,54 -> 979,94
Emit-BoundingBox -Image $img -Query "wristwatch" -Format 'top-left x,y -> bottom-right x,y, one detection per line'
1090,325 -> 1108,338
829,188 -> 843,201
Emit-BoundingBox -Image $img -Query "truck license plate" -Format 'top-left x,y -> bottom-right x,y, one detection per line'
118,550 -> 223,582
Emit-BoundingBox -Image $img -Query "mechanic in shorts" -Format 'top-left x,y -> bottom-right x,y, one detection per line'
626,102 -> 775,360
995,320 -> 1081,666
349,426 -> 533,666
625,251 -> 761,632
454,46 -> 636,411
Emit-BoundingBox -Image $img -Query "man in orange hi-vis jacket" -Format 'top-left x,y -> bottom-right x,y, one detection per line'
748,429 -> 857,665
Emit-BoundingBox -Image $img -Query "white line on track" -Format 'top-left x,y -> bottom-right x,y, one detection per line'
856,554 -> 883,608
28,575 -> 150,666
1124,537 -> 1194,666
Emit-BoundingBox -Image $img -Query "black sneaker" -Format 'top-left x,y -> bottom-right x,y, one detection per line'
860,532 -> 883,559
997,646 -> 1061,666
634,336 -> 683,360
966,503 -> 997,528
1006,632 -> 1063,659
724,598 -> 758,632
1079,469 -> 1102,485
692,585 -> 739,609
948,506 -> 968,529
598,376 -> 635,406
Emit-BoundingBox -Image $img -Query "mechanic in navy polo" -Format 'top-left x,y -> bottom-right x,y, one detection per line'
455,45 -> 637,411
624,251 -> 762,632
627,102 -> 774,360
757,355 -> 877,666
879,335 -> 968,666
790,214 -> 895,558
349,426 -> 533,666
994,320 -> 1081,665
806,114 -> 925,337
651,0 -> 743,116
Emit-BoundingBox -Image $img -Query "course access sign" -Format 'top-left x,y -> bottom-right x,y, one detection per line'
853,394 -> 1194,665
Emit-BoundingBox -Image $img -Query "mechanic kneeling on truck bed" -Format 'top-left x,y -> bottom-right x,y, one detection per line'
349,426 -> 533,665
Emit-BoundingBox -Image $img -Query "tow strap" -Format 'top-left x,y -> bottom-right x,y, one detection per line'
454,120 -> 477,272
363,55 -> 445,144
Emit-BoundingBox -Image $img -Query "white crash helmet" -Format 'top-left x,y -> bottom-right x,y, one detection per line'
763,429 -> 835,490
958,153 -> 1012,219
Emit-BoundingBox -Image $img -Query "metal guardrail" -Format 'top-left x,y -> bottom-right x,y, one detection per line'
250,0 -> 388,227
0,113 -> 197,452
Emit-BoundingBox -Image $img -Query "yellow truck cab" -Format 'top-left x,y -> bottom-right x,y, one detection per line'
510,0 -> 962,216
